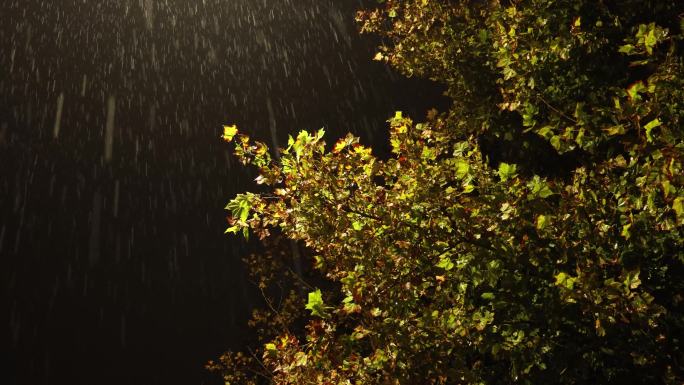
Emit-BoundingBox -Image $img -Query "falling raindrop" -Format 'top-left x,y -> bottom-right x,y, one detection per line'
52,92 -> 64,139
142,0 -> 154,30
81,74 -> 88,97
104,95 -> 116,163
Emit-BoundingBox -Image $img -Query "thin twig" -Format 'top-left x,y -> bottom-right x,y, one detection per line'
246,347 -> 273,380
537,95 -> 578,124
286,266 -> 315,290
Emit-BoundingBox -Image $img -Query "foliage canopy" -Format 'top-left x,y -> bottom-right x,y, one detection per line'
210,1 -> 684,384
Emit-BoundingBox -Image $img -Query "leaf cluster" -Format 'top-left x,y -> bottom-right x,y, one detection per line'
214,1 -> 684,384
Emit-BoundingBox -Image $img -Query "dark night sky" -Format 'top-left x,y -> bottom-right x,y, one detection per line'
0,1 -> 447,384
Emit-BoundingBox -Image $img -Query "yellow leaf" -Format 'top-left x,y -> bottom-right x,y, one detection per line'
673,197 -> 684,222
333,140 -> 347,153
222,124 -> 238,142
595,319 -> 605,337
536,215 -> 547,230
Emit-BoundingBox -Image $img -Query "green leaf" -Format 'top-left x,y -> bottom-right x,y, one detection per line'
618,44 -> 635,54
481,292 -> 495,300
644,29 -> 657,54
554,272 -> 567,285
673,197 -> 684,221
644,116 -> 662,129
503,66 -> 517,80
604,125 -> 625,136
644,118 -> 661,142
498,162 -> 517,182
478,29 -> 488,43
624,270 -> 641,290
627,81 -> 645,101
573,17 -> 581,28
226,193 -> 253,222
539,185 -> 553,198
305,289 -> 329,318
537,125 -> 553,138
390,138 -> 401,152
436,256 -> 454,271
527,176 -> 554,199
536,215 -> 548,230
554,272 -> 576,290
421,146 -> 436,160
352,221 -> 363,231
455,160 -> 470,179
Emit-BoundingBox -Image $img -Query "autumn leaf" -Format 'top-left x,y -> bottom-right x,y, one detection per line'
222,124 -> 238,142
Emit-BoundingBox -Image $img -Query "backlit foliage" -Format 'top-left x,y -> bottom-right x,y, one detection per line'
212,1 -> 684,384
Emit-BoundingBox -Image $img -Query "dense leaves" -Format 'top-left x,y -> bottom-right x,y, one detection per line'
211,1 -> 684,384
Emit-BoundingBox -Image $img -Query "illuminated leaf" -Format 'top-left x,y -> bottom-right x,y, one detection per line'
497,162 -> 517,182
305,289 -> 329,318
644,118 -> 661,142
222,124 -> 238,142
436,256 -> 454,271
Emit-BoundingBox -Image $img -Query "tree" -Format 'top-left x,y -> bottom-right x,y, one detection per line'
210,1 -> 684,384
